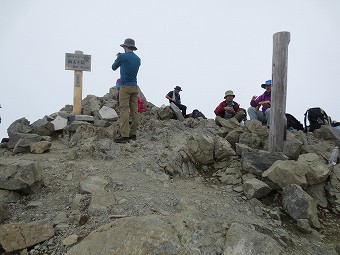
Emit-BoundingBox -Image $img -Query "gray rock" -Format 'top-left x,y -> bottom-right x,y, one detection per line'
224,222 -> 283,255
51,115 -> 68,130
241,150 -> 288,176
239,132 -> 262,149
0,159 -> 44,193
243,178 -> 272,199
214,136 -> 236,161
313,125 -> 340,141
225,128 -> 243,147
283,132 -> 303,159
325,164 -> 340,213
244,119 -> 269,139
305,183 -> 328,208
75,115 -> 95,122
282,184 -> 321,229
157,105 -> 174,120
0,221 -> 54,253
7,117 -> 32,137
30,141 -> 52,154
262,160 -> 308,189
215,116 -> 240,132
185,134 -> 215,165
0,200 -> 8,223
31,117 -> 55,136
235,142 -> 254,156
98,106 -> 118,121
7,133 -> 42,150
298,153 -> 330,185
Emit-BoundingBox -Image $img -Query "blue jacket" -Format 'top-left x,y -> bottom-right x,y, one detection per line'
112,52 -> 141,86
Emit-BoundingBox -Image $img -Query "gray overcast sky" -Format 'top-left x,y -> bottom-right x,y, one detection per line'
1,0 -> 339,139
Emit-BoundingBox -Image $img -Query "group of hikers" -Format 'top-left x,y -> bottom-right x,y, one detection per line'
112,38 -> 273,143
166,80 -> 273,127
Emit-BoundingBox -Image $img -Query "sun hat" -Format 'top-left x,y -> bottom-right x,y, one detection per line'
261,80 -> 272,89
224,90 -> 235,98
120,38 -> 137,50
174,86 -> 182,91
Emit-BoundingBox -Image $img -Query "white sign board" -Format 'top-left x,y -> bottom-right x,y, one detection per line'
65,53 -> 91,72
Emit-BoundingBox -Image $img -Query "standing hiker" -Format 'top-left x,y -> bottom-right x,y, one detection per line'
247,79 -> 272,127
165,86 -> 187,118
214,90 -> 246,124
112,38 -> 141,143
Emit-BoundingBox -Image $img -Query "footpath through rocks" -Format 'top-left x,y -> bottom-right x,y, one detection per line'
1,87 -> 340,255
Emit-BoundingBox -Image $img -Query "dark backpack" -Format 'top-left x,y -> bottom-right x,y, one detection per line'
286,113 -> 304,131
304,107 -> 331,132
192,109 -> 206,119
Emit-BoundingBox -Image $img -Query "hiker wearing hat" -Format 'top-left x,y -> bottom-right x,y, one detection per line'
214,90 -> 245,124
247,79 -> 272,127
166,86 -> 187,117
112,38 -> 141,143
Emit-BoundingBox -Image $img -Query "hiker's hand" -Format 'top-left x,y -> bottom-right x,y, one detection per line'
224,107 -> 235,113
251,96 -> 257,101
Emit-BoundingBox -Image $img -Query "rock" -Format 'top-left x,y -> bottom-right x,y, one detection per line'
0,159 -> 44,193
283,132 -> 303,159
7,117 -> 32,137
31,117 -> 55,136
30,141 -> 52,154
224,222 -> 283,255
296,219 -> 313,233
0,221 -> 54,253
75,115 -> 95,122
235,143 -> 254,156
244,119 -> 269,139
313,125 -> 340,141
0,200 -> 8,223
305,183 -> 328,208
170,102 -> 185,121
298,153 -> 330,185
215,116 -> 240,132
239,132 -> 262,149
51,115 -> 68,130
325,164 -> 340,213
157,105 -> 174,120
241,150 -> 288,176
243,178 -> 272,199
82,95 -> 101,116
214,136 -> 236,161
0,189 -> 21,203
262,160 -> 308,189
185,134 -> 215,165
63,234 -> 79,246
98,106 -> 118,121
8,133 -> 42,150
282,184 -> 321,229
225,128 -> 243,147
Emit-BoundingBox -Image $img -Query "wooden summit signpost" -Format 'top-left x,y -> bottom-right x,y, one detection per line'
65,51 -> 91,115
268,31 -> 290,153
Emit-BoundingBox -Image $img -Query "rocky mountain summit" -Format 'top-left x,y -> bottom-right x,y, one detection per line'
1,86 -> 340,255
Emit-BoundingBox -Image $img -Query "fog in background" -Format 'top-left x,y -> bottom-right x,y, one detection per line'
1,0 -> 339,139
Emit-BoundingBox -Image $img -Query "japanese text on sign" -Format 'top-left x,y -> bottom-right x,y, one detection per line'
65,53 -> 91,72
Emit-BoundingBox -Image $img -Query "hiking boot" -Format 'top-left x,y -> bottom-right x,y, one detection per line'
114,136 -> 131,143
129,135 -> 137,141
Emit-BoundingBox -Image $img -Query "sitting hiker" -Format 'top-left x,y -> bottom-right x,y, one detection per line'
165,85 -> 187,117
247,79 -> 272,127
214,90 -> 245,124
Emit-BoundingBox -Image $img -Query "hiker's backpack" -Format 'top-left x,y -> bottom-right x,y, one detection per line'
304,107 -> 331,132
286,113 -> 304,131
191,109 -> 206,119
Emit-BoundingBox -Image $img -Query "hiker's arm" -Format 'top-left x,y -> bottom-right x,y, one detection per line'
166,92 -> 175,103
250,95 -> 261,107
214,102 -> 226,116
112,54 -> 123,71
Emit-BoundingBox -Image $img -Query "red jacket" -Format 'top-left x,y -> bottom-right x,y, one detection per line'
214,100 -> 241,117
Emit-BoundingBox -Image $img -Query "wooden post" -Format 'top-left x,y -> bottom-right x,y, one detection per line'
73,50 -> 83,115
268,32 -> 290,152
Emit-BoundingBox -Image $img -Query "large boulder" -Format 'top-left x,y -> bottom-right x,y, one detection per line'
283,132 -> 303,160
262,160 -> 308,189
297,153 -> 330,185
325,164 -> 340,213
185,134 -> 215,165
0,221 -> 54,253
241,150 -> 288,176
224,222 -> 283,255
282,184 -> 321,229
0,159 -> 44,193
243,178 -> 272,199
30,117 -> 55,136
7,117 -> 32,137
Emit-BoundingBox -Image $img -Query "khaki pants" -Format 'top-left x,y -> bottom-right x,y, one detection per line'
119,86 -> 139,137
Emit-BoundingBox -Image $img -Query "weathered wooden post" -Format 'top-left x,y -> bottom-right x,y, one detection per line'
268,31 -> 290,152
65,51 -> 91,115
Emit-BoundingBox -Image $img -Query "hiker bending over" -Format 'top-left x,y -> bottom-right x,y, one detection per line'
247,79 -> 271,127
112,38 -> 141,143
214,90 -> 246,125
166,86 -> 187,117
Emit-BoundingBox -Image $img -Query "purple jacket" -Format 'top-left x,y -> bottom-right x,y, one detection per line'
250,92 -> 271,113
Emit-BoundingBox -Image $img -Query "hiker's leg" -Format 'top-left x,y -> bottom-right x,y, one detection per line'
265,109 -> 271,127
248,107 -> 259,120
119,86 -> 130,138
234,111 -> 246,123
129,86 -> 139,136
177,104 -> 187,117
